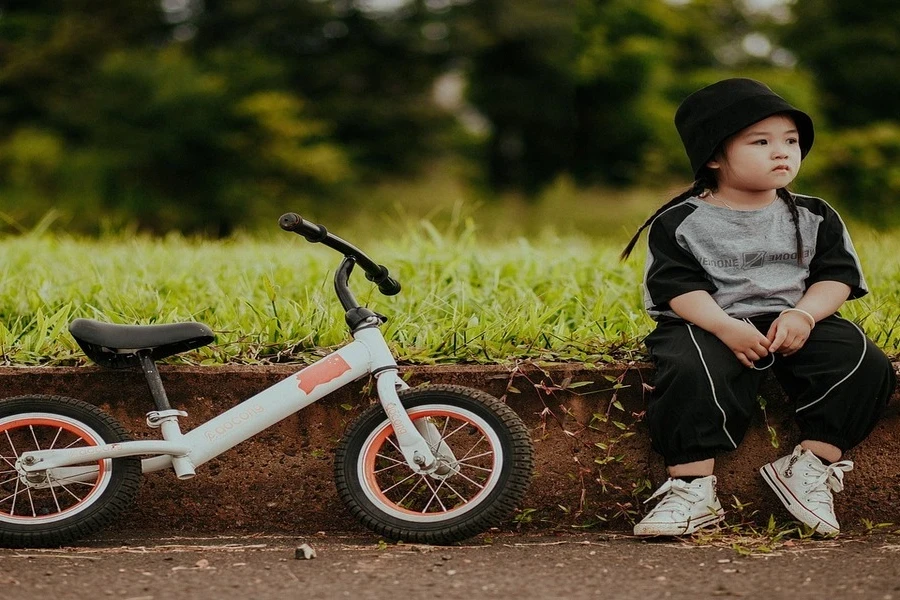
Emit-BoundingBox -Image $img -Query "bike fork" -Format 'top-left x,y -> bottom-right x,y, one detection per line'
375,370 -> 437,471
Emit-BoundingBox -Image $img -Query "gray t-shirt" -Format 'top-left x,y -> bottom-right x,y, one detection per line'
643,194 -> 867,320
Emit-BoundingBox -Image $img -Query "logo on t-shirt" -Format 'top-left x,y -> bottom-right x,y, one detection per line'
742,251 -> 767,269
698,248 -> 812,270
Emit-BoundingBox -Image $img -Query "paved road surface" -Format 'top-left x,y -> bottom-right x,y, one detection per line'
2,530 -> 900,600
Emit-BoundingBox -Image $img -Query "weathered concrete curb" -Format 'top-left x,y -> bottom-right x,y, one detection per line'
1,363 -> 898,536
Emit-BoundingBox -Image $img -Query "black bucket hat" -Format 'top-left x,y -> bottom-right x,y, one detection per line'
674,78 -> 814,178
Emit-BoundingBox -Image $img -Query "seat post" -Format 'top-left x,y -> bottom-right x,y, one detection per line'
138,352 -> 172,411
137,352 -> 195,479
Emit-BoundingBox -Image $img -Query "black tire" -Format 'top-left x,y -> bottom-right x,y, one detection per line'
334,384 -> 533,544
0,395 -> 142,548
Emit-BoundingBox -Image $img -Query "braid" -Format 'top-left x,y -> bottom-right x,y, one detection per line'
620,172 -> 716,261
777,188 -> 803,265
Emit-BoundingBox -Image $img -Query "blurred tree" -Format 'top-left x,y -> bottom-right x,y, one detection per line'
574,0 -> 674,185
780,0 -> 900,128
766,0 -> 900,225
452,0 -> 576,191
0,0 -> 168,129
190,0 -> 458,177
456,0 -> 793,189
797,124 -> 900,226
79,49 -> 350,234
0,0 -> 458,233
2,0 -> 898,232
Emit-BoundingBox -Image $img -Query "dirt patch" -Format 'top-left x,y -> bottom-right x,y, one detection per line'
0,363 -> 898,536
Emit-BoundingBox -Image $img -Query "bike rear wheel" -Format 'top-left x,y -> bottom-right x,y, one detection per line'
0,395 -> 141,547
334,384 -> 533,544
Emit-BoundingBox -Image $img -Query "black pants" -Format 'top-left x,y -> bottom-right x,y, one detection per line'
644,314 -> 896,467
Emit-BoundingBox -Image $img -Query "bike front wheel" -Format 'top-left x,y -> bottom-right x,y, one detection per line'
0,395 -> 142,547
334,384 -> 533,544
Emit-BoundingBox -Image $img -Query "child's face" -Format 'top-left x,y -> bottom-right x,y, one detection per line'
707,114 -> 802,192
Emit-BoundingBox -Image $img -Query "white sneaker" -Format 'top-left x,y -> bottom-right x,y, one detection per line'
760,444 -> 853,535
633,475 -> 724,536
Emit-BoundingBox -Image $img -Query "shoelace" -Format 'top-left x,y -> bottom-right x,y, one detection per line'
644,479 -> 703,515
805,460 -> 854,506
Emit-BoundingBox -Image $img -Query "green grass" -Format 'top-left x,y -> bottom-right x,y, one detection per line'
1,211 -> 899,366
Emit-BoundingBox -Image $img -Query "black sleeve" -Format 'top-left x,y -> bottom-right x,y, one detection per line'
805,203 -> 867,299
644,206 -> 717,310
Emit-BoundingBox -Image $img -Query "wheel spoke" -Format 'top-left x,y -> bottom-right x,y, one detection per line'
1,487 -> 21,511
441,422 -> 470,443
459,449 -> 493,463
49,427 -> 63,450
419,480 -> 443,513
379,471 -> 419,495
438,416 -> 451,442
10,479 -> 20,515
29,425 -> 41,450
25,485 -> 37,518
63,480 -> 99,488
441,480 -> 471,505
385,435 -> 402,454
420,476 -> 448,513
4,431 -> 19,459
373,460 -> 406,475
56,481 -> 86,503
46,474 -> 63,514
459,436 -> 489,462
395,476 -> 426,508
456,470 -> 486,489
374,453 -> 405,466
455,461 -> 493,473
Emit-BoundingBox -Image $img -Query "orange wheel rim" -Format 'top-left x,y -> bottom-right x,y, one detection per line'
0,416 -> 107,521
361,408 -> 498,518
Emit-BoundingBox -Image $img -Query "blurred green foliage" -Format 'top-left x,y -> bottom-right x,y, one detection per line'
780,0 -> 900,129
0,0 -> 898,234
798,124 -> 900,226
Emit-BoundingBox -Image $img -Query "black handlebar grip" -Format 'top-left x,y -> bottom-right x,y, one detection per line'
378,277 -> 402,296
366,265 -> 402,296
278,212 -> 302,231
278,213 -> 328,242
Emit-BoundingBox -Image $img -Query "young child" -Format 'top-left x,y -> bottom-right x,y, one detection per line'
620,78 -> 896,536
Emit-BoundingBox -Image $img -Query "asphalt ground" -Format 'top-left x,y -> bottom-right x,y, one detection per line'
2,530 -> 900,600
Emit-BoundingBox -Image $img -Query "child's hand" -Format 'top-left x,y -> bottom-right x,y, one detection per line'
713,319 -> 771,368
767,312 -> 813,355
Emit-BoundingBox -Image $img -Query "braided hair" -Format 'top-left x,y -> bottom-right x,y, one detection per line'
619,169 -> 716,261
620,172 -> 804,265
776,187 -> 804,264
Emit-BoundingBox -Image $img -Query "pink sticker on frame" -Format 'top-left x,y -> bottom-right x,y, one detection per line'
296,355 -> 352,395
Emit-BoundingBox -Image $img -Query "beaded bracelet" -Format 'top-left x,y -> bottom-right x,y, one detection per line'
779,307 -> 816,328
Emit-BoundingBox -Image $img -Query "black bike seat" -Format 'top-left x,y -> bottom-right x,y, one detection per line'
69,318 -> 215,369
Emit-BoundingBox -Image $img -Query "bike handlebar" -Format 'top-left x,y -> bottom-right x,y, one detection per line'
279,213 -> 402,300
278,212 -> 328,243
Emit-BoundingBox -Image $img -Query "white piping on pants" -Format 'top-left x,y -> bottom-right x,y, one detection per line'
686,323 -> 738,449
795,317 -> 867,413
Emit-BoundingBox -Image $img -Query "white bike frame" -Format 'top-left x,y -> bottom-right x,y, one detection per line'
18,326 -> 438,481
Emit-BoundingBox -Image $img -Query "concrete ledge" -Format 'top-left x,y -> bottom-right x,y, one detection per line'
1,363 -> 898,535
